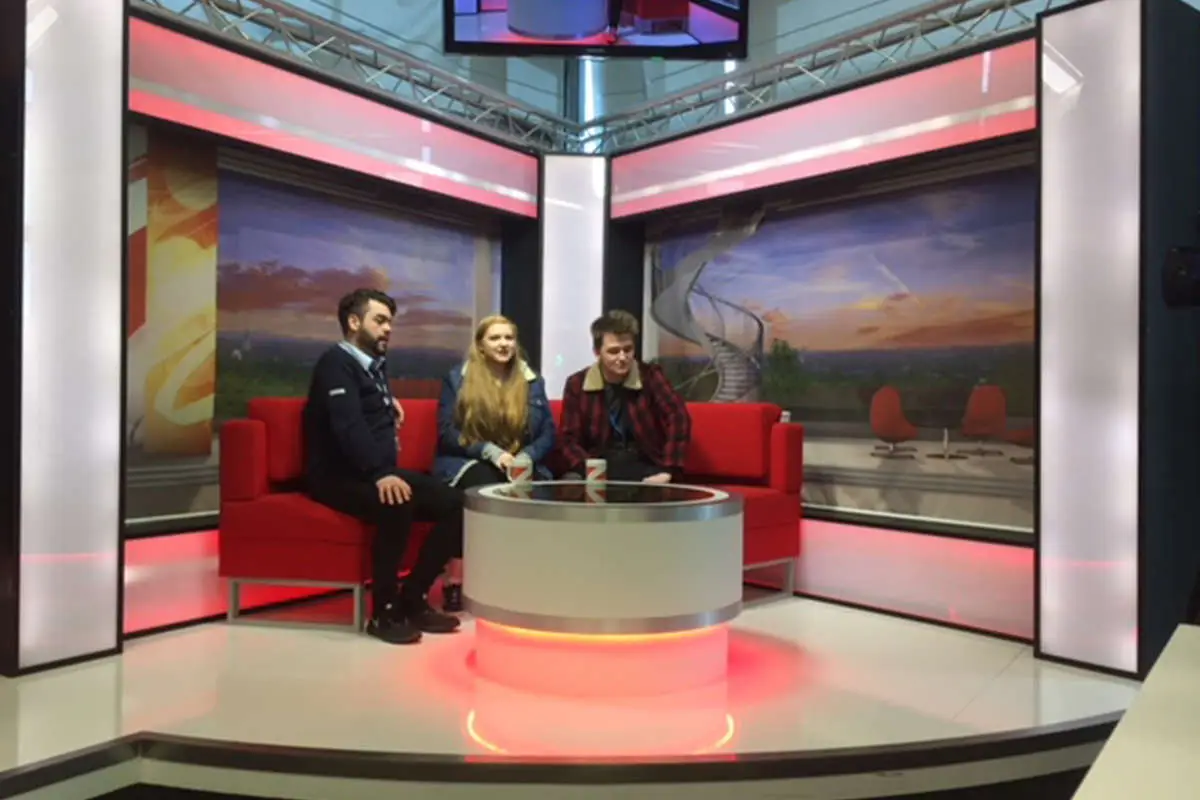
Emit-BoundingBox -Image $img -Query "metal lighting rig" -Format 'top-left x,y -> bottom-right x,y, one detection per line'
130,0 -> 1066,153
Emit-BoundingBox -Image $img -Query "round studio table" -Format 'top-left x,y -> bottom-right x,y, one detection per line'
506,0 -> 608,40
462,481 -> 744,635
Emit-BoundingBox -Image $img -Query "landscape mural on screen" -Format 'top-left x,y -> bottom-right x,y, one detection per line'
124,122 -> 498,523
646,167 -> 1037,533
215,172 -> 485,423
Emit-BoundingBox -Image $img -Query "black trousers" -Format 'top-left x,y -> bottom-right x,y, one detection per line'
566,449 -> 663,481
605,451 -> 664,482
455,460 -> 508,492
608,0 -> 623,29
307,469 -> 463,612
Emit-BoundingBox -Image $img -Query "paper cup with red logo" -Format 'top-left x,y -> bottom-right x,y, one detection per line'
585,484 -> 607,504
585,458 -> 607,483
506,454 -> 533,483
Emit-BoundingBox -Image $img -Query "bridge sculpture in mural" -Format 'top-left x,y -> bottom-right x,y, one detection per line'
649,209 -> 766,403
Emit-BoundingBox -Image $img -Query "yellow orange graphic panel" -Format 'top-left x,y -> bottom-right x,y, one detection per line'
130,134 -> 219,457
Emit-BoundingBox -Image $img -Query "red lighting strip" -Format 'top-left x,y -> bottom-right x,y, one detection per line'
477,619 -> 726,645
464,709 -> 737,757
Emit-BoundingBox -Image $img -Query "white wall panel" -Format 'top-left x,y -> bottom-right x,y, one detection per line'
539,156 -> 607,399
1038,0 -> 1142,674
20,0 -> 125,668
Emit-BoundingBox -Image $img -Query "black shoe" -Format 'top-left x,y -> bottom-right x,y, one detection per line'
397,598 -> 461,634
443,583 -> 463,613
366,615 -> 422,645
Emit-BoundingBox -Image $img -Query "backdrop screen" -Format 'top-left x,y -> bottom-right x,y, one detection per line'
645,166 -> 1036,535
128,17 -> 538,217
611,40 -> 1036,218
125,121 -> 499,523
445,0 -> 746,59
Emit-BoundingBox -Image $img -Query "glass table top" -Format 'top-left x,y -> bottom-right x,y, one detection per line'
487,481 -> 719,505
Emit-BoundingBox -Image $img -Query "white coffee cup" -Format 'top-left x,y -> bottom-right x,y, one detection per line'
585,458 -> 607,483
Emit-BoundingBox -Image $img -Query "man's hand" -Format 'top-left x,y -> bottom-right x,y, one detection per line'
495,452 -> 515,470
643,472 -> 672,485
376,475 -> 412,505
392,398 -> 405,429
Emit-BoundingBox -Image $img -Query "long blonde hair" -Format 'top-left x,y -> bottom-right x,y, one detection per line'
455,315 -> 530,454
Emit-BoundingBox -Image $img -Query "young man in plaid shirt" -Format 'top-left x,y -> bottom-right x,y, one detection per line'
557,310 -> 692,483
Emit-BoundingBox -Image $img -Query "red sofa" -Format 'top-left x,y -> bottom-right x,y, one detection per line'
219,398 -> 802,627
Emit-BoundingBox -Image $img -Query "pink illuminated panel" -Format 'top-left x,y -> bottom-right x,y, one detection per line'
128,18 -> 538,217
611,40 -> 1036,218
123,532 -> 326,635
797,520 -> 1034,639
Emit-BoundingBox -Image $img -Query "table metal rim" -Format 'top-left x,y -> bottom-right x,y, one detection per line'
464,481 -> 743,523
465,598 -> 742,635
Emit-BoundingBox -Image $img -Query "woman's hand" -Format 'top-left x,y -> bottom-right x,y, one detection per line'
495,452 -> 516,470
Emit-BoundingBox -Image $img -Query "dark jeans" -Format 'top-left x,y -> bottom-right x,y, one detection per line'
605,452 -> 664,482
307,469 -> 463,613
565,449 -> 663,482
608,0 -> 624,28
454,460 -> 508,491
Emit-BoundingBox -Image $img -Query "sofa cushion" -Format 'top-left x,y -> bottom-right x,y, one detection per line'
707,484 -> 798,529
685,403 -> 780,481
249,396 -> 441,482
223,493 -> 371,546
398,399 -> 438,473
248,397 -> 307,484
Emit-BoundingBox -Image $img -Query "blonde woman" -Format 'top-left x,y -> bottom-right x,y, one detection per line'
434,315 -> 556,611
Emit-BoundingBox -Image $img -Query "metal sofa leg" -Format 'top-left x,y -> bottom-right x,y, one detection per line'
227,580 -> 241,623
352,584 -> 366,631
782,557 -> 797,597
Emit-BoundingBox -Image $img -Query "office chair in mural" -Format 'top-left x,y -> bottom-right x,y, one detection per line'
650,209 -> 766,403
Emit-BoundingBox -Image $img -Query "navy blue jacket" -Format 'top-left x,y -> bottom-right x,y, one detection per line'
303,344 -> 397,484
434,362 -> 556,482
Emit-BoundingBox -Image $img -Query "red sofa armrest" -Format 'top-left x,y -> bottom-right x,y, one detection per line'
769,422 -> 804,496
221,419 -> 269,501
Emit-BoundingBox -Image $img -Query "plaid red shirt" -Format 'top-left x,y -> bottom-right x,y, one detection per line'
557,361 -> 691,475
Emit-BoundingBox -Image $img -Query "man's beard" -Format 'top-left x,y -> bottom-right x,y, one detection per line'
358,331 -> 386,355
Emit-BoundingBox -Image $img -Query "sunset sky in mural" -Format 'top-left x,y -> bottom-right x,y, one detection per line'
216,172 -> 486,348
655,168 -> 1035,354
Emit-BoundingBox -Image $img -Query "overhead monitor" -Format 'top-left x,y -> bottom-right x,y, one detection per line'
444,0 -> 747,60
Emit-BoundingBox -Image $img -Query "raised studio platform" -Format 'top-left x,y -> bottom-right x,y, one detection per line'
0,597 -> 1137,799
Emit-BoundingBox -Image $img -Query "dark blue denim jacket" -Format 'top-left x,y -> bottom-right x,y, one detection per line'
433,361 -> 556,482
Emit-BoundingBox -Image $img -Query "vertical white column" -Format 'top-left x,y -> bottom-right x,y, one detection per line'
1038,0 -> 1141,673
20,0 -> 125,668
539,156 -> 607,399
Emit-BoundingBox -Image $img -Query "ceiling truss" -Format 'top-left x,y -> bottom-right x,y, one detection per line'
130,0 -> 1065,154
589,0 -> 1067,151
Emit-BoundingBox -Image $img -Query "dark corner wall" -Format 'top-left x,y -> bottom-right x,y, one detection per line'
1139,0 -> 1200,674
501,212 -> 543,371
0,0 -> 26,673
603,165 -> 648,360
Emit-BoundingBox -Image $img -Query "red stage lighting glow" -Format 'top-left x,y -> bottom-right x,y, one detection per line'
465,708 -> 737,759
479,619 -> 723,645
473,619 -> 730,698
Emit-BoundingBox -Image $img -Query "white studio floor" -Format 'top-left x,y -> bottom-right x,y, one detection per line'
0,595 -> 1139,775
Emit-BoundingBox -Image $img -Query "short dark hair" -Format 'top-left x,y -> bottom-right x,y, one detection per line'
590,309 -> 639,350
337,288 -> 396,334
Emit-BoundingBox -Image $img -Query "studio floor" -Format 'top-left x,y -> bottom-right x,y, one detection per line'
3,595 -> 1137,773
